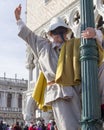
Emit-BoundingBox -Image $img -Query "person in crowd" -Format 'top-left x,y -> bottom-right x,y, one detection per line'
0,121 -> 3,130
23,124 -> 28,130
50,120 -> 56,130
7,124 -> 11,130
2,122 -> 7,130
13,122 -> 22,130
28,122 -> 34,130
10,124 -> 14,130
14,4 -> 104,130
36,121 -> 42,130
41,120 -> 46,130
46,120 -> 52,130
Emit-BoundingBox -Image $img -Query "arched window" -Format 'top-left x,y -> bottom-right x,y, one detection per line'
7,93 -> 12,108
18,94 -> 22,108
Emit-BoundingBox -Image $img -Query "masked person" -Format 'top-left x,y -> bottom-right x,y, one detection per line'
14,5 -> 104,130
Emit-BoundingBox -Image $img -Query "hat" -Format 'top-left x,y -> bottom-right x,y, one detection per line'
16,122 -> 19,125
37,121 -> 41,126
49,120 -> 53,123
48,17 -> 69,32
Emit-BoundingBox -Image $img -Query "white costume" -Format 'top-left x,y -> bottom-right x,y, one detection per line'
17,18 -> 104,130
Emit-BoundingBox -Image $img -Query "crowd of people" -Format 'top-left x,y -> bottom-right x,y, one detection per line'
0,120 -> 57,130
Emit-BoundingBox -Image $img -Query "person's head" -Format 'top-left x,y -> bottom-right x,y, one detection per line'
49,120 -> 53,124
16,122 -> 19,126
0,120 -> 3,124
36,121 -> 41,126
48,17 -> 70,43
29,121 -> 33,126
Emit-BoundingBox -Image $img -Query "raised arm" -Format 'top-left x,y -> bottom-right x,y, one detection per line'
14,5 -> 49,60
14,4 -> 21,21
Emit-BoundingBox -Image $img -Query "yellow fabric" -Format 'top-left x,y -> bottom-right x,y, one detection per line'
55,38 -> 81,86
32,38 -> 104,111
55,38 -> 104,85
32,72 -> 52,111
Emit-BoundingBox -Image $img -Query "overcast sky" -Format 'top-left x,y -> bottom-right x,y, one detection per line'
0,0 -> 28,80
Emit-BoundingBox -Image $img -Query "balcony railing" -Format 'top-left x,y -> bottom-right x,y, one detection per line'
0,77 -> 28,87
0,107 -> 22,112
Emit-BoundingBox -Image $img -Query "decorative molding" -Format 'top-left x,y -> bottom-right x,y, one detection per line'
96,0 -> 104,16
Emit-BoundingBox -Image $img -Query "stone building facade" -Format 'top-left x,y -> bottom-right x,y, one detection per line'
23,0 -> 104,123
0,76 -> 28,125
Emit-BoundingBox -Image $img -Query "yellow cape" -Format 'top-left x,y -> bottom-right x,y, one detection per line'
32,72 -> 52,112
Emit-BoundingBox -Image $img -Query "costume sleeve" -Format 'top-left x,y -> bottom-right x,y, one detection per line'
17,19 -> 25,31
95,29 -> 103,46
18,24 -> 48,59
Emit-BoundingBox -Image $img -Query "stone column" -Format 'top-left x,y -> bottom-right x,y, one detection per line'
12,93 -> 18,108
1,92 -> 7,107
25,45 -> 35,89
